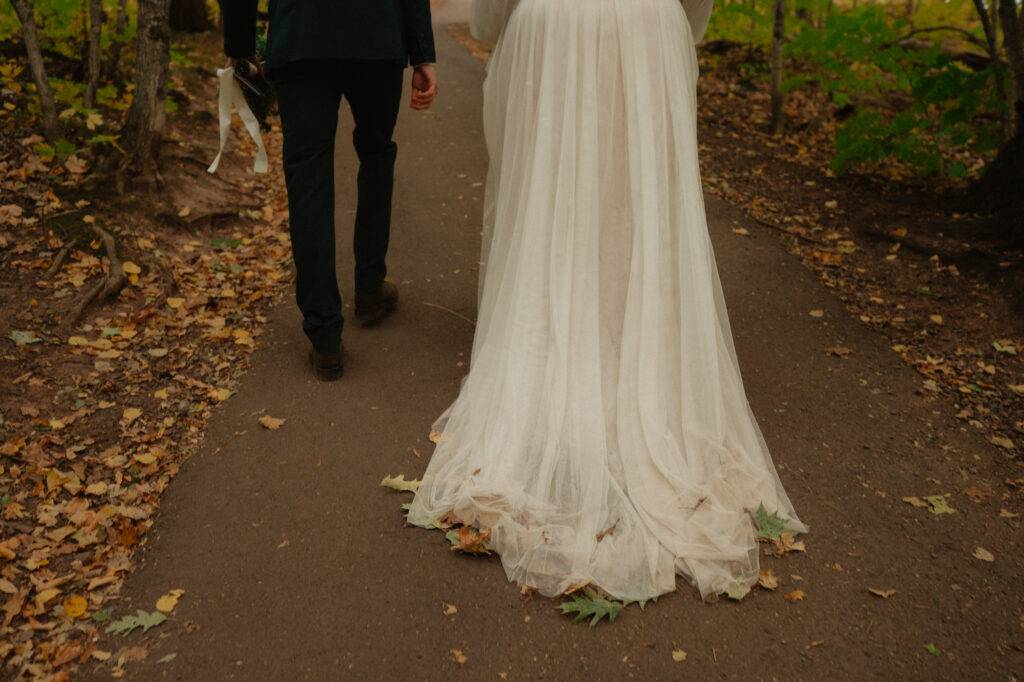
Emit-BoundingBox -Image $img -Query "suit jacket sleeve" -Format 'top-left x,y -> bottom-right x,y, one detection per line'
221,0 -> 259,58
401,0 -> 436,65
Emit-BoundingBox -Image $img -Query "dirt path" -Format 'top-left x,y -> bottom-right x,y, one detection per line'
81,21 -> 1022,682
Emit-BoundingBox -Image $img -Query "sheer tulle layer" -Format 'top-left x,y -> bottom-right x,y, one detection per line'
409,0 -> 805,601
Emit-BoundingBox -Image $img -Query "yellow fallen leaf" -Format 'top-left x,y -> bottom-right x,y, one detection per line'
259,415 -> 285,430
92,650 -> 112,662
868,588 -> 896,598
85,481 -> 108,495
442,602 -> 457,616
134,452 -> 157,465
154,389 -> 169,400
929,314 -> 943,324
999,509 -> 1020,519
67,336 -> 89,346
63,595 -> 88,618
165,297 -> 185,309
178,207 -> 191,217
672,650 -> 687,662
122,407 -> 142,424
122,261 -> 141,275
35,587 -> 61,611
209,387 -> 232,402
156,589 -> 185,613
380,474 -> 421,493
732,228 -> 750,236
450,649 -> 467,664
972,547 -> 994,562
784,590 -> 805,601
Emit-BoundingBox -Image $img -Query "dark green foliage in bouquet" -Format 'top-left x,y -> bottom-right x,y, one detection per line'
232,25 -> 276,131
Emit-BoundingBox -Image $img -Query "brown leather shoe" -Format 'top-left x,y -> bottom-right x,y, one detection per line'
309,346 -> 343,382
354,280 -> 398,327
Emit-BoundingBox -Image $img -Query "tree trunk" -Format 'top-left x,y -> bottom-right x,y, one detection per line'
971,0 -> 1011,139
122,0 -> 173,177
84,0 -> 103,109
102,0 -> 130,81
169,0 -> 212,32
770,0 -> 786,134
8,0 -> 60,140
749,0 -> 757,33
997,0 -> 1024,135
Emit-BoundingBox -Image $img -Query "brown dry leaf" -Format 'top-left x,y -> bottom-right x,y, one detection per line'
122,407 -> 142,425
868,588 -> 896,599
963,486 -> 989,501
672,650 -> 687,662
442,602 -> 457,616
450,649 -> 467,664
429,429 -> 450,444
929,314 -> 943,324
902,496 -> 928,508
156,589 -> 185,613
450,527 -> 492,554
999,509 -> 1020,519
757,569 -> 780,591
972,547 -> 995,563
0,578 -> 17,594
259,415 -> 285,430
732,228 -> 750,236
991,436 -> 1015,450
825,347 -> 853,357
784,590 -> 805,601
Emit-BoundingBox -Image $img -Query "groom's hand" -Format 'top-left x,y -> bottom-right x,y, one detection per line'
411,64 -> 438,110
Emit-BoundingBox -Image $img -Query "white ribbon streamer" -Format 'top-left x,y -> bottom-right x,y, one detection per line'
208,66 -> 268,175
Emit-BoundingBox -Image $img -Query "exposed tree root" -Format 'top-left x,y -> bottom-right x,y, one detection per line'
67,224 -> 127,326
45,243 -> 72,277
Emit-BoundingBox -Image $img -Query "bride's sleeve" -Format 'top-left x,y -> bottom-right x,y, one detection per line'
470,0 -> 520,43
680,0 -> 714,44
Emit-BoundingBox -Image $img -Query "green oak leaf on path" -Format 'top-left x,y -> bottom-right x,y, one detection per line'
106,609 -> 166,636
559,589 -> 623,627
754,502 -> 789,540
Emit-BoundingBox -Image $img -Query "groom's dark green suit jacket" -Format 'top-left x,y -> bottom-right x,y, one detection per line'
221,0 -> 436,70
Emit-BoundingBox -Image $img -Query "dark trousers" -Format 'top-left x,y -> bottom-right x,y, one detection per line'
274,59 -> 404,353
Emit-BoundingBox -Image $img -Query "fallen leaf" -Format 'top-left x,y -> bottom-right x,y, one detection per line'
157,653 -> 177,664
442,602 -> 457,616
784,590 -> 805,601
972,547 -> 994,562
429,429 -> 450,444
732,228 -> 750,236
903,496 -> 928,507
259,415 -> 285,430
672,650 -> 687,662
165,297 -> 185,309
122,407 -> 142,425
380,474 -> 421,493
825,346 -> 852,357
868,588 -> 896,598
106,609 -> 166,636
450,649 -> 467,664
757,569 -> 779,591
924,494 -> 955,514
8,330 -> 41,345
62,595 -> 88,618
156,589 -> 185,613
929,315 -> 943,324
447,526 -> 492,554
990,436 -> 1014,450
924,643 -> 941,656
999,509 -> 1020,519
809,310 -> 824,318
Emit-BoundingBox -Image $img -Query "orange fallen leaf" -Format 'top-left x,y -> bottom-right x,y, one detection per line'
156,589 -> 185,613
784,590 -> 805,601
62,596 -> 87,618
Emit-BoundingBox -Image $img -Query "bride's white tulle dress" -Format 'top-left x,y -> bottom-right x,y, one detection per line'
408,0 -> 806,601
